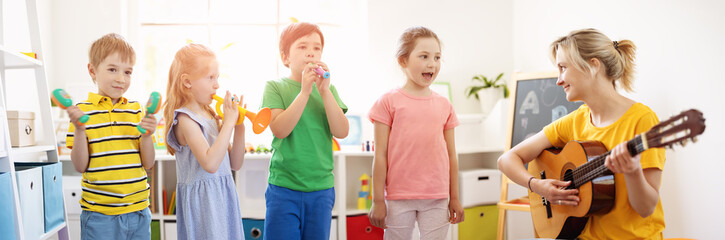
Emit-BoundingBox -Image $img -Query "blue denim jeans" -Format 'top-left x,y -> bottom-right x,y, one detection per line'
81,208 -> 151,240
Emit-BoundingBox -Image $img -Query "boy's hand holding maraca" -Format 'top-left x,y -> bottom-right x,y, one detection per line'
67,106 -> 88,130
137,114 -> 157,136
51,89 -> 89,129
138,92 -> 162,135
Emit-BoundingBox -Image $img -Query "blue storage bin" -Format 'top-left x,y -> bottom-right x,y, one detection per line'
16,162 -> 65,232
242,218 -> 264,240
14,165 -> 44,239
0,172 -> 17,240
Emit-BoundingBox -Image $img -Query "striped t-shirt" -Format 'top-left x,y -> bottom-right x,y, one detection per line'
66,92 -> 149,215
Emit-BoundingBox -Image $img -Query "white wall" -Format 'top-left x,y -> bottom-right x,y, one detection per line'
367,0 -> 513,112
47,0 -> 133,102
363,0 -> 513,141
513,0 -> 725,238
35,0 -> 725,238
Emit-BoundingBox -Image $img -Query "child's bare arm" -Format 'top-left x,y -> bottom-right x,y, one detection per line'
229,115 -> 246,171
176,112 -> 236,174
312,62 -> 348,138
268,93 -> 310,139
369,121 -> 389,229
67,106 -> 89,172
319,89 -> 348,139
139,115 -> 157,169
444,128 -> 464,224
70,127 -> 90,173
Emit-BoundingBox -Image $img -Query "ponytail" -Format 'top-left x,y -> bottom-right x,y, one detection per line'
550,28 -> 637,92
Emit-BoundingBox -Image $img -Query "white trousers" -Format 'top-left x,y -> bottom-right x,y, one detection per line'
384,198 -> 450,240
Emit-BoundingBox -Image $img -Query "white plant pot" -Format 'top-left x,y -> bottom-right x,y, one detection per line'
477,88 -> 503,119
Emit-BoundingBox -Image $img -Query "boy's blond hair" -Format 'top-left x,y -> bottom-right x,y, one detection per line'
88,33 -> 136,70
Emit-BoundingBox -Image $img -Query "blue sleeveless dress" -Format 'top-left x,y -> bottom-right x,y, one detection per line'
167,107 -> 244,240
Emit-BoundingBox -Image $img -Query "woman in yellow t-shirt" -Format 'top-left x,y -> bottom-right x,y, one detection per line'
498,28 -> 666,239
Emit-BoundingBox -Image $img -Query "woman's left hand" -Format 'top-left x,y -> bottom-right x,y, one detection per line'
605,142 -> 641,174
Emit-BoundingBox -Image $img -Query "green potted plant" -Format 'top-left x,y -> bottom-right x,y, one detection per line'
465,73 -> 509,118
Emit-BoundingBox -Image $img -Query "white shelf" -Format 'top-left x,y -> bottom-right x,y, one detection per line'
1,1 -> 70,239
10,144 -> 56,156
0,44 -> 43,69
241,209 -> 266,220
345,209 -> 368,216
457,146 -> 504,155
335,151 -> 374,157
98,147 -> 499,240
38,222 -> 67,240
151,214 -> 177,221
244,153 -> 273,160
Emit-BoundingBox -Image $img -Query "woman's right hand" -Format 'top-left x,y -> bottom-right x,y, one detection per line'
221,91 -> 239,126
66,106 -> 86,130
369,201 -> 387,229
531,178 -> 580,206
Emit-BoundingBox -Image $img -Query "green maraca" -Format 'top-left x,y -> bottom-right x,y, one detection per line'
51,89 -> 89,125
138,92 -> 162,134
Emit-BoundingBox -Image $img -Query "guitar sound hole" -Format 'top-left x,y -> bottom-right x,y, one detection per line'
562,169 -> 576,189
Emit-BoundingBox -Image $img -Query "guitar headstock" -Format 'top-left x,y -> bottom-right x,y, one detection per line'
645,109 -> 706,149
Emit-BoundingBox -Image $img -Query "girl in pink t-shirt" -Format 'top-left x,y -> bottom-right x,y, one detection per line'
368,26 -> 464,240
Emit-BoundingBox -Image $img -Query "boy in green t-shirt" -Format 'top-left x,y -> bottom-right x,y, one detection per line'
261,22 -> 348,239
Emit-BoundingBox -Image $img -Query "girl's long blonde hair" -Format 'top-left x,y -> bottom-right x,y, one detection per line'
164,43 -> 221,155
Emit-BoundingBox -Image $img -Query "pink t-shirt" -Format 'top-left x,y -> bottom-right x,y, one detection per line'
368,89 -> 459,200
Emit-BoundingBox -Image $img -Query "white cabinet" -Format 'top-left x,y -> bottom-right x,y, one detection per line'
0,0 -> 70,239
60,148 -> 501,240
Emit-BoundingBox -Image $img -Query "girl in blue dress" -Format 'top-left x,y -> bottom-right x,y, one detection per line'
163,43 -> 246,240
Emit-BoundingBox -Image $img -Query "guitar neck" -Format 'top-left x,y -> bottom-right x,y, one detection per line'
570,134 -> 648,188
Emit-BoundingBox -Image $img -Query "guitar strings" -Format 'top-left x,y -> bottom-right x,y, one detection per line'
563,136 -> 645,188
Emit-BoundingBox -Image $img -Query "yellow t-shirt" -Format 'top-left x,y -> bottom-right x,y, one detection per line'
544,103 -> 666,240
66,92 -> 149,215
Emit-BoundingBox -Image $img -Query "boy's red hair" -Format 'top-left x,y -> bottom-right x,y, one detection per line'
279,22 -> 325,67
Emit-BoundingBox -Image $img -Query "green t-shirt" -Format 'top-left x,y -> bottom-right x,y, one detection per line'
261,77 -> 347,192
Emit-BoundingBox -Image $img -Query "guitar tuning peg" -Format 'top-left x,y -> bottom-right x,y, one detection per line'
692,137 -> 698,143
679,140 -> 687,147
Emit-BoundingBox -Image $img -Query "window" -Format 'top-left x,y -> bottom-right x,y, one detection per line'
137,0 -> 368,144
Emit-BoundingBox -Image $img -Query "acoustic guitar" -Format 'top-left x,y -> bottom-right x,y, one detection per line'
527,109 -> 706,239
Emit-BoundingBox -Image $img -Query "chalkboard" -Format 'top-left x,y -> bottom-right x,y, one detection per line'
505,72 -> 583,150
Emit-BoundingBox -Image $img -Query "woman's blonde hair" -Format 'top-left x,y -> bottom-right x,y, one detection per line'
163,43 -> 221,155
396,26 -> 441,67
550,28 -> 637,92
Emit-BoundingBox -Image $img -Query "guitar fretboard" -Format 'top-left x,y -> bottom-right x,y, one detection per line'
565,135 -> 647,188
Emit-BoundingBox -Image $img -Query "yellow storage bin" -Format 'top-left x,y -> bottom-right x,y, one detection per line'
458,205 -> 498,240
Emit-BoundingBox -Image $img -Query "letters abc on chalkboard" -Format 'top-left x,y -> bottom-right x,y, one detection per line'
506,72 -> 583,150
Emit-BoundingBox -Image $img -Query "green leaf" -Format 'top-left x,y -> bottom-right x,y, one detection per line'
472,75 -> 485,83
493,73 -> 504,84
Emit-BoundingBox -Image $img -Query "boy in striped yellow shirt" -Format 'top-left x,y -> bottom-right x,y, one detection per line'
64,33 -> 157,240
